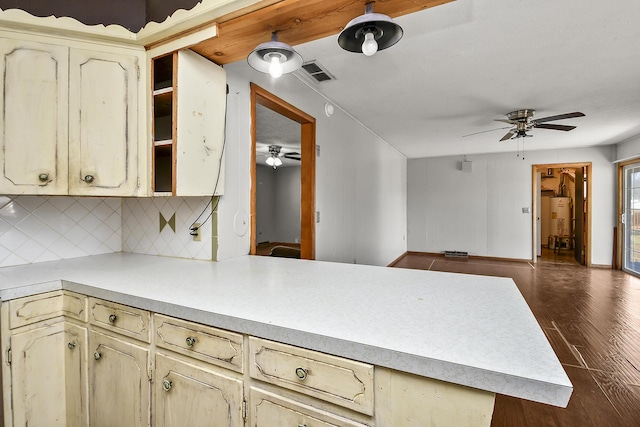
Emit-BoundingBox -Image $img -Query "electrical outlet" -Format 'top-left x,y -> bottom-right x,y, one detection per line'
191,223 -> 202,241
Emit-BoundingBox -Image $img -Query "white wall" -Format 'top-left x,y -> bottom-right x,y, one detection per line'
407,146 -> 616,265
217,66 -> 407,267
255,164 -> 301,243
615,135 -> 640,162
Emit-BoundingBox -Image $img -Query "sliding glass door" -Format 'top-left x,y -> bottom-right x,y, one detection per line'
623,163 -> 640,275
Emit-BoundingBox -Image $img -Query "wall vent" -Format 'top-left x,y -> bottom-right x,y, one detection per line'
444,251 -> 468,258
299,61 -> 335,83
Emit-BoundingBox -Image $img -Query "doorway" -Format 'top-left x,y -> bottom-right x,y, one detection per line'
250,83 -> 316,259
532,163 -> 591,266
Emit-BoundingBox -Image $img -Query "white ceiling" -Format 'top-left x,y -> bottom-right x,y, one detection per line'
259,0 -> 640,159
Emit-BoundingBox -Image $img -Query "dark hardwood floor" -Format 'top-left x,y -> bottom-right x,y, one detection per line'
391,250 -> 640,427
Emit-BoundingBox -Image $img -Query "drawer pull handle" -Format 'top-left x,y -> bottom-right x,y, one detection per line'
162,379 -> 173,392
295,367 -> 308,381
185,336 -> 197,347
108,314 -> 117,324
68,342 -> 76,350
94,351 -> 102,360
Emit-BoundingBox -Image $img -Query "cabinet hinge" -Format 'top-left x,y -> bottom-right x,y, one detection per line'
6,347 -> 11,365
136,65 -> 141,80
242,400 -> 247,421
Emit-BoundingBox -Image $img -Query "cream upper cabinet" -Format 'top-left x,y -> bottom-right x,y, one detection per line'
69,48 -> 140,196
151,49 -> 226,196
154,353 -> 244,427
0,39 -> 69,194
0,34 -> 146,196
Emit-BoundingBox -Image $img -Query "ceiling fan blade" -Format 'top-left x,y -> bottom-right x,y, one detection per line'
500,130 -> 516,141
533,112 -> 585,124
462,126 -> 512,138
283,154 -> 301,160
534,123 -> 577,131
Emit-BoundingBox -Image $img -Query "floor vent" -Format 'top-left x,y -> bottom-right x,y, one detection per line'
299,61 -> 335,83
444,251 -> 468,258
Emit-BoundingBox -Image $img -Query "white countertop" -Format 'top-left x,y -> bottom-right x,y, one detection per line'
0,252 -> 572,407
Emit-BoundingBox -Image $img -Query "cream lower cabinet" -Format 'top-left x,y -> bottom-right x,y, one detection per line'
88,330 -> 150,427
1,290 -> 89,427
3,291 -> 496,427
154,353 -> 244,427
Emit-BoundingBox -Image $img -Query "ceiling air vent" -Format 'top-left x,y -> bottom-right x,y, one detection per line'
299,61 -> 335,83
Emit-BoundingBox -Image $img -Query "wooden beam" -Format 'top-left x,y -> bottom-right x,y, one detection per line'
191,0 -> 454,64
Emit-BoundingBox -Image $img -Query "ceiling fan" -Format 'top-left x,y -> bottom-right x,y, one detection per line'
261,145 -> 301,169
465,109 -> 585,141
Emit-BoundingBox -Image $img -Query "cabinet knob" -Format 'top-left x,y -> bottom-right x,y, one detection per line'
108,314 -> 117,324
67,342 -> 76,350
295,367 -> 308,381
94,351 -> 102,360
38,173 -> 49,182
162,379 -> 173,392
298,424 -> 307,427
185,336 -> 197,348
83,174 -> 95,183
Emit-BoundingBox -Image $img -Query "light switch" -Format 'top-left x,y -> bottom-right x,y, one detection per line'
522,207 -> 530,213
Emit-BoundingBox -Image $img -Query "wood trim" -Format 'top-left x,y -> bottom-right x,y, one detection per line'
387,252 -> 409,267
250,87 -> 258,255
171,51 -> 178,195
402,252 -> 532,263
191,0 -> 454,65
250,83 -> 316,259
531,163 -> 592,266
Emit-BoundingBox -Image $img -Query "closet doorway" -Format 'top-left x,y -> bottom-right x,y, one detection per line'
250,83 -> 316,259
532,163 -> 591,266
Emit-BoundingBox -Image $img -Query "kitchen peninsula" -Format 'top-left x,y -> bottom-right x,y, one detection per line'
0,253 -> 571,426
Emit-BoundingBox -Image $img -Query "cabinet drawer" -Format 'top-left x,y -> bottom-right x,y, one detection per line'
249,337 -> 374,415
8,290 -> 86,329
154,314 -> 243,373
88,298 -> 150,343
250,388 -> 371,427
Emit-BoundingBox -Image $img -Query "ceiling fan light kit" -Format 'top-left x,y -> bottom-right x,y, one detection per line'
247,31 -> 303,78
338,2 -> 404,56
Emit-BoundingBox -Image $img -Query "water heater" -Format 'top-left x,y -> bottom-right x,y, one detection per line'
550,197 -> 572,236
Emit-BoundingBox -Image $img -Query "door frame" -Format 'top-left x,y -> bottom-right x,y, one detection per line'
250,83 -> 316,259
616,158 -> 640,271
531,162 -> 592,266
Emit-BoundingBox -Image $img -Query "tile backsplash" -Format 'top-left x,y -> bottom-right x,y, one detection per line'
0,196 -> 122,268
122,197 -> 215,261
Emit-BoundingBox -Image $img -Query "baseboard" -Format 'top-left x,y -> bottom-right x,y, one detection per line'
387,252 -> 408,267
590,264 -> 613,269
403,251 -> 531,263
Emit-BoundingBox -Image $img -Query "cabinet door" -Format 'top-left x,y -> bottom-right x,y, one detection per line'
0,39 -> 69,195
89,330 -> 150,427
10,322 -> 88,427
175,49 -> 226,196
154,353 -> 244,427
69,49 -> 139,196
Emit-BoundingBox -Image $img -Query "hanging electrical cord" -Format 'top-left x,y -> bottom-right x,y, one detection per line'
189,84 -> 229,236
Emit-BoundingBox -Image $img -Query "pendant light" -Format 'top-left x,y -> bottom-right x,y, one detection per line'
247,31 -> 303,78
338,2 -> 404,56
